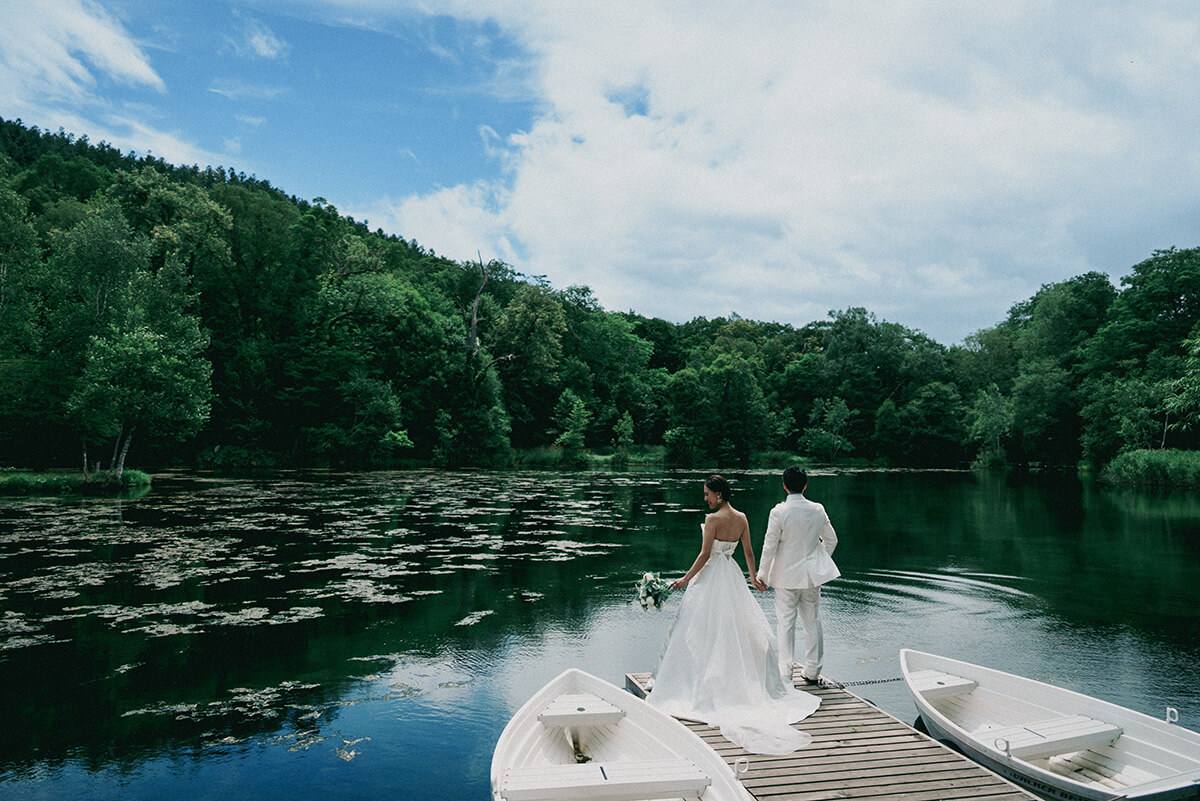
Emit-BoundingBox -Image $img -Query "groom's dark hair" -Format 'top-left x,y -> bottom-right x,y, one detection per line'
783,466 -> 807,493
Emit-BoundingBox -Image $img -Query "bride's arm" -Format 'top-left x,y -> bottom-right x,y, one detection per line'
739,516 -> 757,577
670,519 -> 715,590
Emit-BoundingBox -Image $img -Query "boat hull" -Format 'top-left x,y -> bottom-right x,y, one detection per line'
491,667 -> 753,801
901,650 -> 1200,801
917,710 -> 1119,801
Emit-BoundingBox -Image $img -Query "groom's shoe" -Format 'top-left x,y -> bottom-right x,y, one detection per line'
799,674 -> 820,685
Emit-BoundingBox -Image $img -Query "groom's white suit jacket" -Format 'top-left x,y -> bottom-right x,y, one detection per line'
757,493 -> 840,590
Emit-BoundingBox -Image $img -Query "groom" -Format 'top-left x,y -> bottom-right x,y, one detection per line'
754,466 -> 840,685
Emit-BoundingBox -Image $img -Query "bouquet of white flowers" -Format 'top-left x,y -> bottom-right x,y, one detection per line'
635,572 -> 673,610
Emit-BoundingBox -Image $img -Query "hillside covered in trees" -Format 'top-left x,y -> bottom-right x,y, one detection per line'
3,117 -> 1200,475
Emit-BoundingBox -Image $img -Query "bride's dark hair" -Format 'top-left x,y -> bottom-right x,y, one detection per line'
705,474 -> 732,503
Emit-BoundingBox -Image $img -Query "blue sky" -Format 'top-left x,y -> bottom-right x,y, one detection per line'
3,1 -> 1200,345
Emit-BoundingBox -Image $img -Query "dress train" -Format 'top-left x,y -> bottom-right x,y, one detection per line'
647,535 -> 819,755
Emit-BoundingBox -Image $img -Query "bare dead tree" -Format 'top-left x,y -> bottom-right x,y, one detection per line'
465,253 -> 488,355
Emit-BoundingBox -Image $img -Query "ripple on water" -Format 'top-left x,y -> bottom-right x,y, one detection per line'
3,469 -> 1194,800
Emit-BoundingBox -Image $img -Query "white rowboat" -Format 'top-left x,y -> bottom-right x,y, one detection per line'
491,668 -> 753,801
900,649 -> 1200,801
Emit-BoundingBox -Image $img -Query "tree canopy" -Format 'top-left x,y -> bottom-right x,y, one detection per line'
3,116 -> 1199,473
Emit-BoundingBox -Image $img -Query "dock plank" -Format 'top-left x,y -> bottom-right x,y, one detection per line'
625,673 -> 1038,801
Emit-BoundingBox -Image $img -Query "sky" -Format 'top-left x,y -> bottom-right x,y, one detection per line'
2,1 -> 1200,345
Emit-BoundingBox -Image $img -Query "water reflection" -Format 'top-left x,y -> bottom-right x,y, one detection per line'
0,469 -> 1197,800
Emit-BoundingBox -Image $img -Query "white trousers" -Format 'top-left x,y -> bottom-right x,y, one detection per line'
775,586 -> 823,680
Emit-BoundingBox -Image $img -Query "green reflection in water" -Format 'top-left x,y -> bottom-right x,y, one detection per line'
0,468 -> 1196,800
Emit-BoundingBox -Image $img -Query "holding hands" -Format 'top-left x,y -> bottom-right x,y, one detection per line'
672,575 -> 765,592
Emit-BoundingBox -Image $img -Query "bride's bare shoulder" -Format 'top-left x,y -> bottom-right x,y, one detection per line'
719,504 -> 745,521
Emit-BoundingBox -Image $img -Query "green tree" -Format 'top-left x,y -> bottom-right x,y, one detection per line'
106,167 -> 233,277
1081,250 -> 1200,464
0,186 -> 47,458
1166,332 -> 1200,432
553,389 -> 592,466
1114,378 -> 1172,452
799,397 -> 856,462
44,203 -> 148,358
0,186 -> 40,352
199,182 -> 302,455
628,314 -> 688,372
663,367 -> 710,466
766,353 -> 822,451
293,253 -> 454,464
304,370 -> 413,464
490,284 -> 567,446
612,411 -> 635,458
13,152 -> 112,215
41,201 -> 212,475
1012,273 -> 1115,365
1087,248 -> 1200,379
895,382 -> 968,466
950,325 -> 1018,396
67,322 -> 211,479
1012,361 -> 1075,463
431,364 -> 512,467
966,383 -> 1014,464
1007,274 -> 1115,465
557,286 -> 653,445
706,353 -> 771,465
41,203 -> 154,468
660,351 -> 771,466
872,398 -> 903,463
815,307 -> 950,455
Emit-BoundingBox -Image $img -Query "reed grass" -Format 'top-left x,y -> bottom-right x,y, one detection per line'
0,469 -> 152,495
1099,449 -> 1200,487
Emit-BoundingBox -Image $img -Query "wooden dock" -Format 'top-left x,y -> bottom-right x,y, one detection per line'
624,672 -> 1038,801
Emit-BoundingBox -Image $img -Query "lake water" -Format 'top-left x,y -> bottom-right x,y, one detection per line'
0,468 -> 1198,800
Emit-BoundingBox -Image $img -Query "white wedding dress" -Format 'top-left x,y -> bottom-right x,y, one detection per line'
647,533 -> 819,755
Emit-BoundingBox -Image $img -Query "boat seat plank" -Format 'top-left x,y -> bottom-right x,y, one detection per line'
538,692 -> 626,728
986,715 -> 1122,759
909,669 -> 979,700
937,690 -> 1040,731
498,758 -> 710,801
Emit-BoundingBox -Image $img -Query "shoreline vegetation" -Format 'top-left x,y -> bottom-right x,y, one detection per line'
5,118 -> 1200,489
0,469 -> 151,496
1099,449 -> 1200,487
3,449 -> 1194,496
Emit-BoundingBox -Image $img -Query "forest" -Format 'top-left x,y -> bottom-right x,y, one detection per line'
3,116 -> 1200,477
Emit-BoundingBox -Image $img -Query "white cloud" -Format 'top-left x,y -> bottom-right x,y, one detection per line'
246,21 -> 287,59
354,181 -> 520,263
345,0 -> 1200,342
7,0 -> 1200,344
100,112 -> 226,167
225,12 -> 289,60
0,0 -> 231,169
208,79 -> 288,101
0,0 -> 164,105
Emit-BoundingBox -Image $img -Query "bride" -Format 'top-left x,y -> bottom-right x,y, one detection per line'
646,475 -> 819,755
